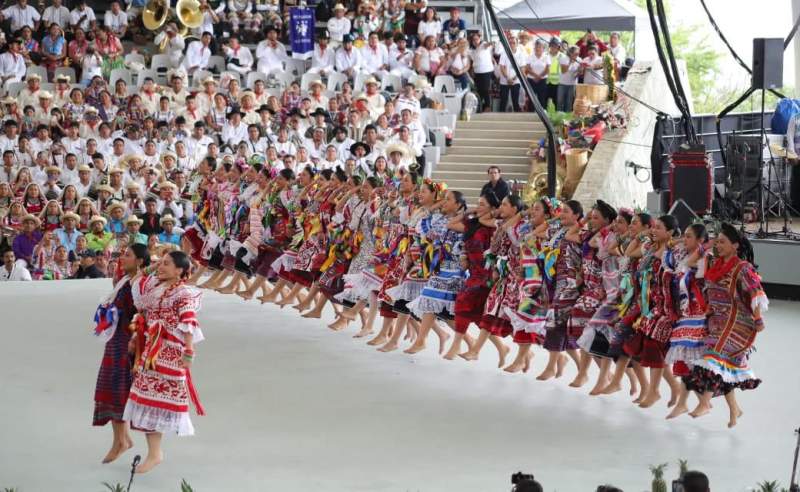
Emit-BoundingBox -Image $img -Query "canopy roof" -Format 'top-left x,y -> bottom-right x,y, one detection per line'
496,0 -> 642,31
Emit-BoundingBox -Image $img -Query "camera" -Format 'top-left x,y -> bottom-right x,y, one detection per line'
511,472 -> 535,485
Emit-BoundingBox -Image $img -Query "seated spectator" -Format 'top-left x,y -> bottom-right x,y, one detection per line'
72,249 -> 104,278
414,35 -> 446,81
12,213 -> 42,266
55,211 -> 82,253
480,166 -> 509,202
84,215 -> 115,253
442,7 -> 466,48
0,249 -> 32,281
157,215 -> 182,246
327,3 -> 351,47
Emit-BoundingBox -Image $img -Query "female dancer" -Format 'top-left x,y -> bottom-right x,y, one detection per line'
666,223 -> 710,419
92,243 -> 149,464
443,191 -> 500,360
378,179 -> 443,353
503,197 -> 560,372
124,251 -> 205,474
536,200 -> 584,380
600,212 -> 654,398
683,223 -> 767,428
460,195 -> 526,367
404,189 -> 467,354
622,215 -> 681,408
570,200 -> 616,389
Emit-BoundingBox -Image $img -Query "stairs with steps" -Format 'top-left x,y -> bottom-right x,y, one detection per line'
432,112 -> 546,204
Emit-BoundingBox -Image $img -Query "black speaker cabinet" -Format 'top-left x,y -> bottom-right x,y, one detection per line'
669,149 -> 713,215
752,38 -> 783,90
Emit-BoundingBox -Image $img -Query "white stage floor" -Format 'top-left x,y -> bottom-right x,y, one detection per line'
1,280 -> 798,491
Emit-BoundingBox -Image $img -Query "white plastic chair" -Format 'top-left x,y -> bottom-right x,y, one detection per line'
300,72 -> 322,91
26,65 -> 48,82
274,71 -> 296,88
353,72 -> 371,93
136,69 -> 158,87
109,68 -> 133,87
192,69 -> 214,88
124,53 -> 146,67
220,70 -> 241,85
40,82 -> 55,92
246,71 -> 269,89
54,66 -> 77,84
207,55 -> 226,74
326,71 -> 347,91
284,58 -> 308,76
381,73 -> 402,93
433,75 -> 456,94
5,81 -> 23,96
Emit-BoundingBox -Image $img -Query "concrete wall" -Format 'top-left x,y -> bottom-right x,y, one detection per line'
572,60 -> 683,210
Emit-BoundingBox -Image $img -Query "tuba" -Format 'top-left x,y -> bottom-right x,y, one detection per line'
526,172 -> 563,202
177,0 -> 205,30
143,0 -> 170,31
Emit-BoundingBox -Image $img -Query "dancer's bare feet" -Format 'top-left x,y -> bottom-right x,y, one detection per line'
293,300 -> 312,311
377,341 -> 399,353
689,402 -> 712,419
135,450 -> 164,474
728,409 -> 743,428
404,342 -> 425,354
569,373 -> 589,388
458,350 -> 478,361
555,354 -> 568,378
101,437 -> 133,464
497,343 -> 510,368
599,382 -> 622,395
667,383 -> 680,408
367,334 -> 388,346
328,317 -> 350,331
638,392 -> 661,409
504,360 -> 525,373
301,309 -> 323,319
666,403 -> 689,420
437,331 -> 450,355
353,327 -> 373,338
236,290 -> 255,300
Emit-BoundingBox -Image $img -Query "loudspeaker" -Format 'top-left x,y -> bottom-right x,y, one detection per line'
752,38 -> 783,89
669,148 -> 713,215
668,199 -> 700,232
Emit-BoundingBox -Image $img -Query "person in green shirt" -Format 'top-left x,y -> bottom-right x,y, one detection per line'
125,216 -> 148,245
85,215 -> 116,253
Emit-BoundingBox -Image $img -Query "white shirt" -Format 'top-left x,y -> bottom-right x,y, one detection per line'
182,41 -> 212,70
417,20 -> 442,41
0,134 -> 18,153
255,40 -> 287,74
156,199 -> 184,220
225,45 -> 254,70
60,136 -> 85,156
2,4 -> 40,31
388,46 -> 413,72
153,31 -> 185,64
559,55 -> 581,85
498,47 -> 525,85
609,44 -> 627,65
0,51 -> 26,82
527,52 -> 550,79
221,122 -> 248,148
583,54 -> 605,85
70,6 -> 96,30
42,5 -> 70,28
360,44 -> 388,74
104,10 -> 128,33
395,95 -> 421,115
470,43 -> 494,74
0,261 -> 32,281
311,45 -> 335,73
335,47 -> 362,73
327,17 -> 351,43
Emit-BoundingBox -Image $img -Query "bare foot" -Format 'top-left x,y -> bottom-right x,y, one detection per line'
437,331 -> 450,355
378,342 -> 399,353
442,349 -> 459,360
101,438 -> 133,464
353,328 -> 373,339
293,301 -> 312,312
236,290 -> 255,300
259,294 -> 278,305
555,354 -> 568,378
536,368 -> 556,381
689,402 -> 712,419
135,451 -> 164,474
600,383 -> 622,395
666,403 -> 689,420
638,392 -> 661,409
404,343 -> 425,354
569,374 -> 589,388
458,351 -> 478,361
589,382 -> 607,396
667,384 -> 680,408
497,343 -> 510,368
328,318 -> 349,331
504,361 -> 524,373
522,352 -> 533,373
629,380 -> 639,396
728,409 -> 743,428
367,335 -> 388,346
302,310 -> 323,319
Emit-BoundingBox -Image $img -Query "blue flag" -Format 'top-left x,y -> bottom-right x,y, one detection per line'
289,7 -> 315,60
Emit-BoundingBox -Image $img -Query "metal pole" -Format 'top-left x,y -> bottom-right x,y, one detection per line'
483,0 -> 558,196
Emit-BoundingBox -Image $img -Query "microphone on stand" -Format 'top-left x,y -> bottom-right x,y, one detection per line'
127,454 -> 141,492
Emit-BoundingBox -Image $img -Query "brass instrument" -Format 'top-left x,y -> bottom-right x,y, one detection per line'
525,172 -> 563,202
177,0 -> 204,29
143,0 -> 170,31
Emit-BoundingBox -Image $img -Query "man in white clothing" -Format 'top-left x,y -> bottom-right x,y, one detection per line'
326,3 -> 351,47
224,36 -> 253,75
153,23 -> 186,68
335,35 -> 364,79
221,110 -> 248,150
104,1 -> 128,38
360,31 -> 389,80
0,38 -> 26,85
1,0 -> 40,32
42,0 -> 70,29
0,250 -> 32,282
308,31 -> 335,76
388,34 -> 415,80
255,27 -> 286,75
182,32 -> 213,75
70,0 -> 96,31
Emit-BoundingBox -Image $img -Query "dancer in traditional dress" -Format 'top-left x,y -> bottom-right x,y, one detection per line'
442,191 -> 500,360
666,223 -> 710,419
92,243 -> 150,464
124,251 -> 204,474
570,200 -> 616,389
683,223 -> 766,428
404,189 -> 467,354
536,200 -> 584,380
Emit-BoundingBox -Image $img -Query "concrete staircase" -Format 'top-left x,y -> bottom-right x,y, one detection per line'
431,112 -> 546,204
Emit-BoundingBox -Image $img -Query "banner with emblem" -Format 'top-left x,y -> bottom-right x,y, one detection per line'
289,6 -> 315,60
